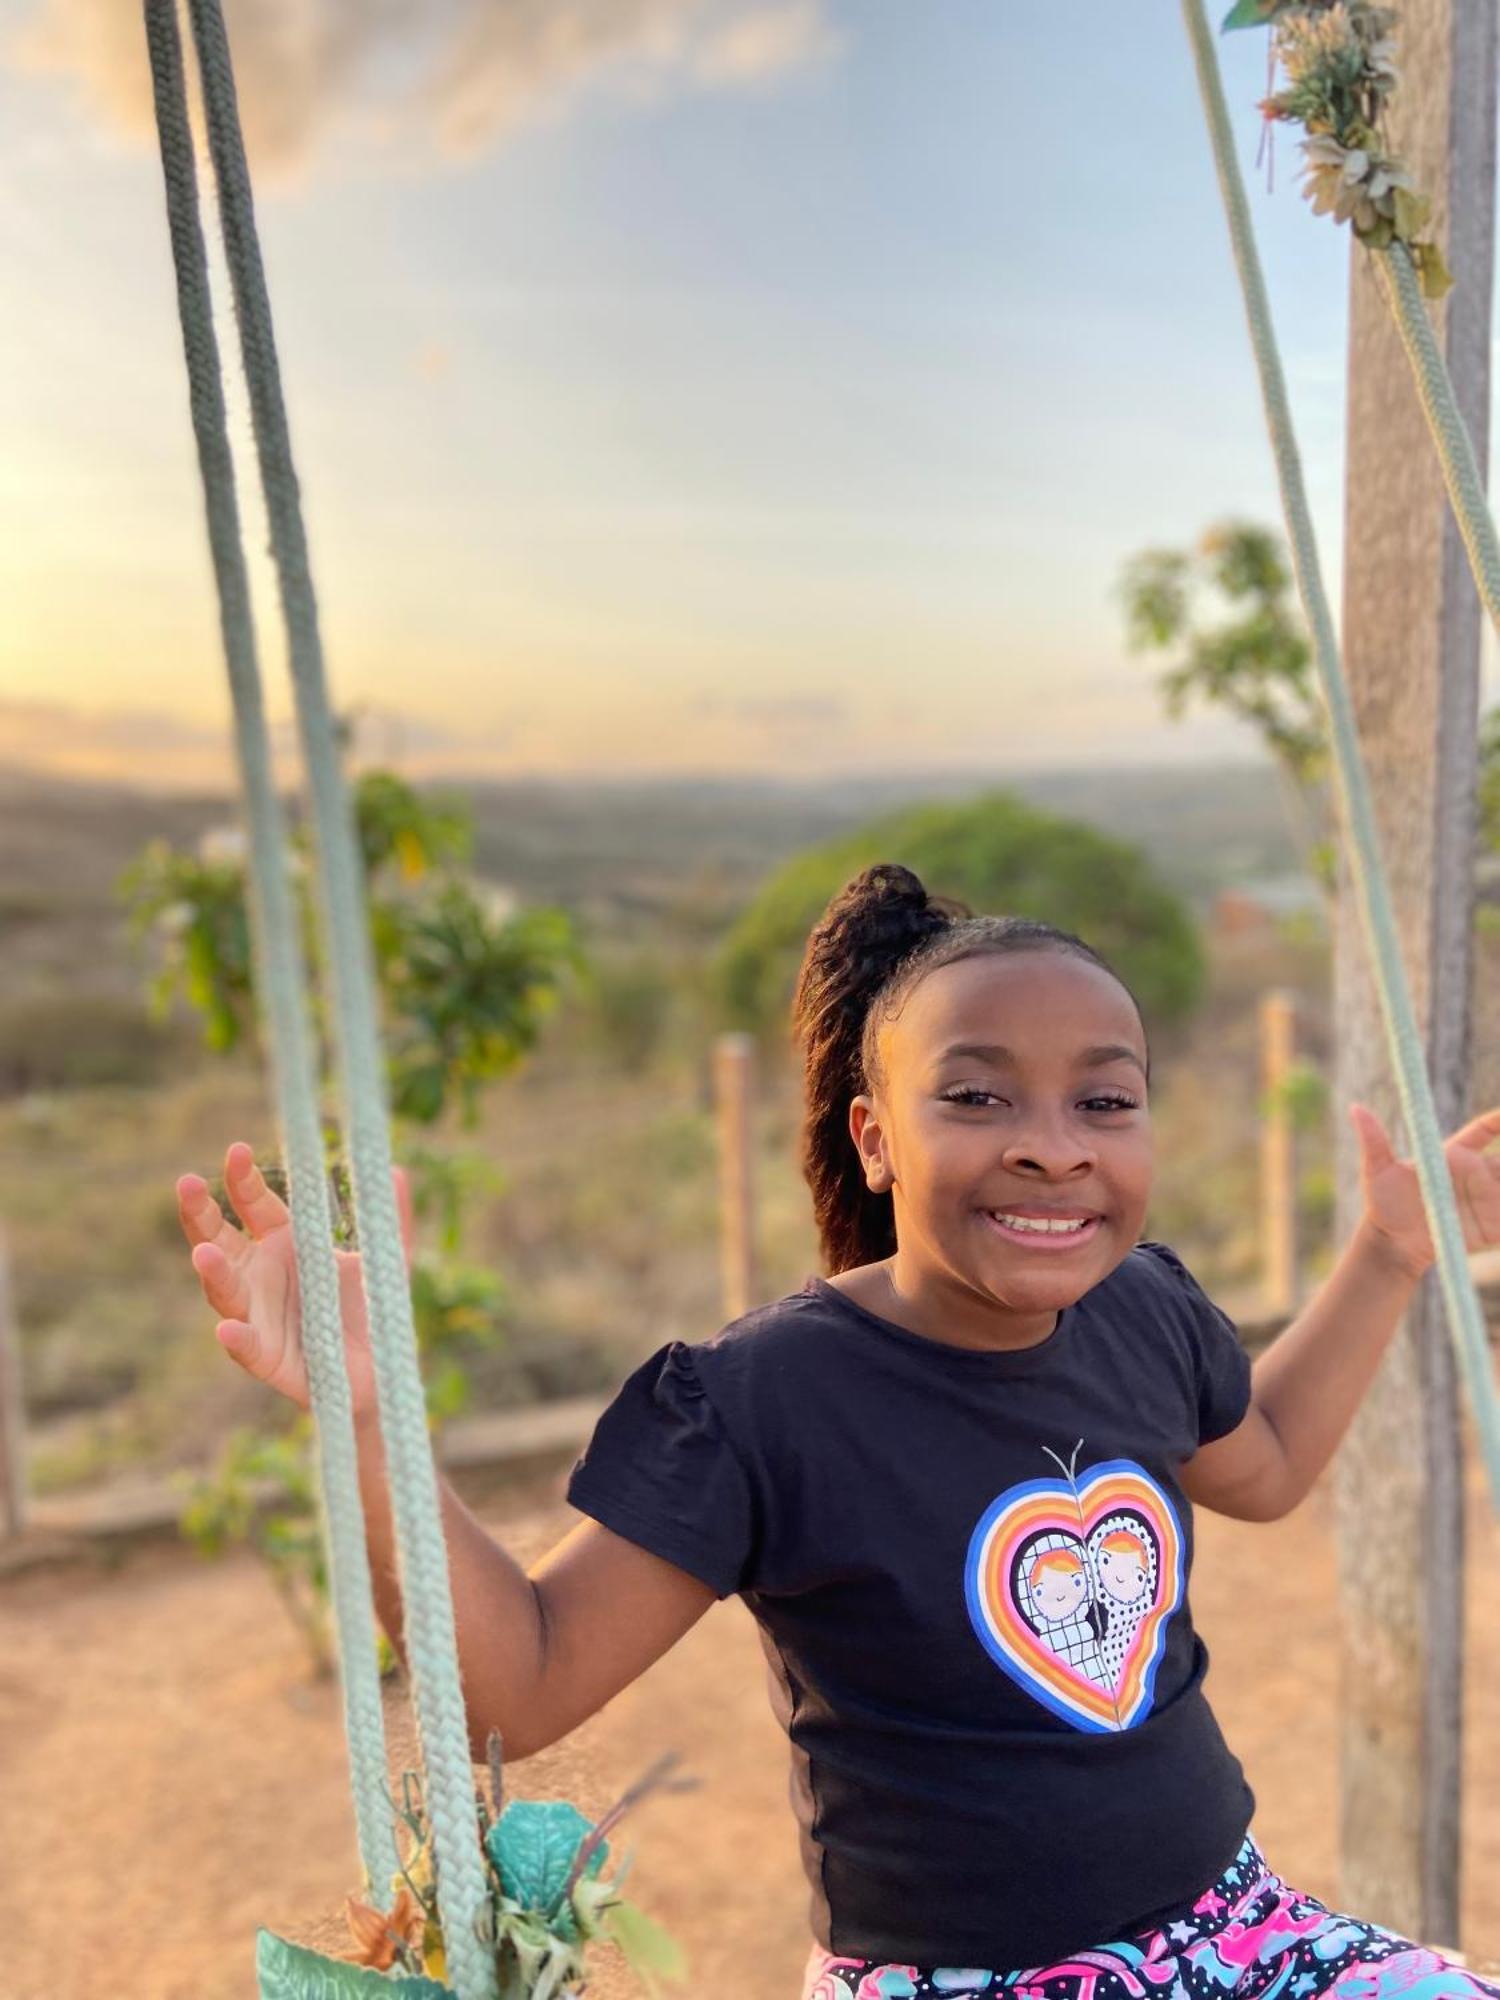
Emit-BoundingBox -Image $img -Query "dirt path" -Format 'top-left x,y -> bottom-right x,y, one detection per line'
5,1472 -> 1499,2000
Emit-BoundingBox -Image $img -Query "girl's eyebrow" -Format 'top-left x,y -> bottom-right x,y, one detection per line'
936,1040 -> 1147,1078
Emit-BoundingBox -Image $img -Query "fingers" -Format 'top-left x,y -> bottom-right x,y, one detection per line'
224,1142 -> 291,1238
214,1318 -> 259,1371
191,1239 -> 251,1323
1450,1106 -> 1500,1155
1350,1102 -> 1398,1178
177,1172 -> 237,1253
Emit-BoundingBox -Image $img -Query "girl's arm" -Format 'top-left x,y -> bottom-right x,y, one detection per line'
1182,1100 -> 1500,1523
179,1145 -> 716,1762
355,1414 -> 716,1761
1181,1218 -> 1416,1521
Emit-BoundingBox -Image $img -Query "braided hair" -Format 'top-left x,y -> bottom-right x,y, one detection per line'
790,863 -> 1141,1275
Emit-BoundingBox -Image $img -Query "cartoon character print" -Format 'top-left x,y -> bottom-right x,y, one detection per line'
964,1444 -> 1184,1733
1016,1539 -> 1107,1686
1091,1517 -> 1157,1685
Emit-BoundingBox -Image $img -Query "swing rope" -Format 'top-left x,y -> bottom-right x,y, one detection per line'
1374,239 -> 1500,638
1181,0 -> 1500,1509
141,0 -> 399,1904
144,3 -> 498,1993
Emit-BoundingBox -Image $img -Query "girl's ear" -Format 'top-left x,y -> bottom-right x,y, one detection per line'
849,1094 -> 894,1193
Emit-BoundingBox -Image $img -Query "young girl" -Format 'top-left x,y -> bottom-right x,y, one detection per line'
177,862 -> 1500,1999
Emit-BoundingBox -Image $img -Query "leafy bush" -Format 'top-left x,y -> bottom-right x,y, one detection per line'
715,791 -> 1204,1043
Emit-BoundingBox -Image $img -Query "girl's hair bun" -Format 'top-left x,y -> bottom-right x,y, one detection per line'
817,863 -> 970,971
791,862 -> 967,1066
830,861 -> 967,936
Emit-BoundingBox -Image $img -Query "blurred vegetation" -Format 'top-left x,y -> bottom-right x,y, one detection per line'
120,769 -> 578,1670
1120,516 -> 1500,1275
715,791 -> 1205,1047
1121,518 -> 1500,895
1121,522 -> 1334,893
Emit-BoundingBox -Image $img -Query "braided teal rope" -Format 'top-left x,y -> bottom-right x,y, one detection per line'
1376,241 -> 1500,633
1182,0 -> 1500,1508
141,0 -> 399,1901
178,4 -> 497,1992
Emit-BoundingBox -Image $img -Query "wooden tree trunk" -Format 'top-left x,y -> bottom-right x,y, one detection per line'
1334,0 -> 1497,1944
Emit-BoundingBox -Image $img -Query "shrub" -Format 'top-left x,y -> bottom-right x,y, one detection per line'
714,791 -> 1205,1044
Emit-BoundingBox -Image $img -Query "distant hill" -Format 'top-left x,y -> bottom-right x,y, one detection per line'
0,756 -> 1306,974
0,755 -> 1305,939
456,762 -> 1305,933
0,757 -> 1309,1092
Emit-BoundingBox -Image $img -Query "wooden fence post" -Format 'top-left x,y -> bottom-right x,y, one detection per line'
0,1231 -> 27,1540
1259,990 -> 1298,1317
714,1034 -> 758,1322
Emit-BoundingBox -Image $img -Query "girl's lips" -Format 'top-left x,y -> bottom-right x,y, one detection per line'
980,1211 -> 1103,1251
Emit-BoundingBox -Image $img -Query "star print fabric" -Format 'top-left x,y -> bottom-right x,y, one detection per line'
801,1839 -> 1500,1999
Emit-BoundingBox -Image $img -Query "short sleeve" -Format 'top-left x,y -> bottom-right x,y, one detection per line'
566,1342 -> 757,1598
1138,1241 -> 1253,1446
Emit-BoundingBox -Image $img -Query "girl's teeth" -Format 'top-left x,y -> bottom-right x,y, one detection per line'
993,1214 -> 1090,1234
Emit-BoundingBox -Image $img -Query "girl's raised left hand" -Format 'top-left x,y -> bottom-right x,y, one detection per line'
1351,1101 -> 1500,1280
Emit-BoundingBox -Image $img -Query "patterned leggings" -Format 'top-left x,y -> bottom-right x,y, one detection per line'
802,1840 -> 1500,1999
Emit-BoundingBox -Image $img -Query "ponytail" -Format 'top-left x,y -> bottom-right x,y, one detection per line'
790,864 -> 964,1274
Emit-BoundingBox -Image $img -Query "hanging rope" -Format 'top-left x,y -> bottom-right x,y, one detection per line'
1181,0 -> 1500,1508
141,0 -> 399,1902
144,2 -> 498,1992
1375,240 -> 1500,637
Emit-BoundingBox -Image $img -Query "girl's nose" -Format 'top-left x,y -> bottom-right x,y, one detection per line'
1002,1127 -> 1097,1178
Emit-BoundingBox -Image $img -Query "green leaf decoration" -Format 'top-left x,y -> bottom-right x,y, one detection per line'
603,1900 -> 687,1994
1222,0 -> 1277,27
569,1873 -> 619,1941
256,1930 -> 456,1999
484,1799 -> 607,1914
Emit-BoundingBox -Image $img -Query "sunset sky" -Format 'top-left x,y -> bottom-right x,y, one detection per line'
0,3 -> 1377,789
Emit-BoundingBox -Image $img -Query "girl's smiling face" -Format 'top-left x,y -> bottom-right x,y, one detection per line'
850,949 -> 1154,1349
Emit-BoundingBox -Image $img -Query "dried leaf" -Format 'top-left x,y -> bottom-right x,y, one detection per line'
344,1886 -> 426,1971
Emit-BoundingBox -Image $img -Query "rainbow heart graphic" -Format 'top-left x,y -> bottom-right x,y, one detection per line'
963,1457 -> 1183,1734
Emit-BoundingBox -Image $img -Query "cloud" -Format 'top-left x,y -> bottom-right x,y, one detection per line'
694,1 -> 841,86
10,0 -> 841,179
0,697 -> 519,792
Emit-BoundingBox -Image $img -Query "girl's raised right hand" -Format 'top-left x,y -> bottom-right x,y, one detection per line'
176,1141 -> 410,1422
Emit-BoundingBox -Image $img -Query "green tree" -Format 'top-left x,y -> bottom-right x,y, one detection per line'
125,768 -> 579,1672
715,791 -> 1204,1043
1121,518 -> 1500,898
1120,521 -> 1334,892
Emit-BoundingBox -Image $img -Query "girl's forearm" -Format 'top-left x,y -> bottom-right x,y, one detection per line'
354,1411 -> 550,1759
1249,1219 -> 1421,1509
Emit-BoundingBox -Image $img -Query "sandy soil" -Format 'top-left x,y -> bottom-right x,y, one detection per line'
5,1470 -> 1500,2000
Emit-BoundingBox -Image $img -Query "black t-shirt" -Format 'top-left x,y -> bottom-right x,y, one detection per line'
566,1242 -> 1255,1969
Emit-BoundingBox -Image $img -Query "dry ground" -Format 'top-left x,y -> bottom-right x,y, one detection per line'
6,1467 -> 1500,2000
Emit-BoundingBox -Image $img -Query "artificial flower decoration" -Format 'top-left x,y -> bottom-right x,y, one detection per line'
1224,0 -> 1452,294
256,1742 -> 691,2000
344,1884 -> 429,1972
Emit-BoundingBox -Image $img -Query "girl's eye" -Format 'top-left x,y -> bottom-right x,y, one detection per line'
941,1089 -> 1141,1112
